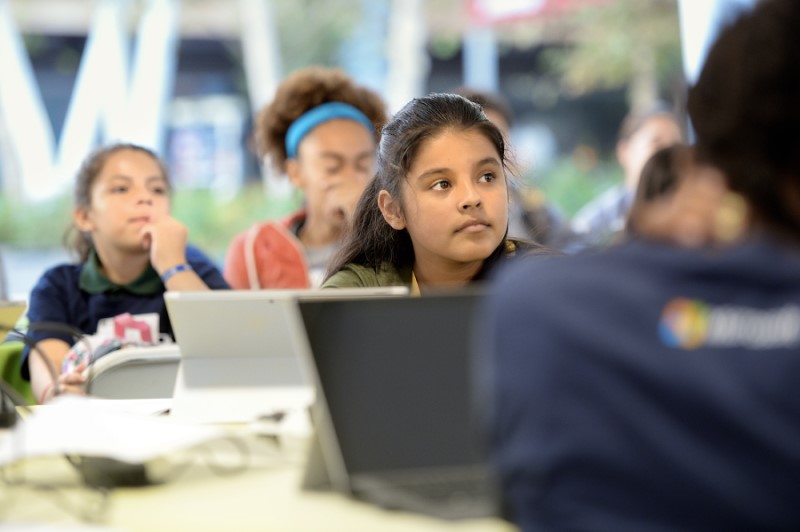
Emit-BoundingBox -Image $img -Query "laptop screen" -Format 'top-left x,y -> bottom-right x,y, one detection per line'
299,292 -> 486,475
164,288 -> 408,423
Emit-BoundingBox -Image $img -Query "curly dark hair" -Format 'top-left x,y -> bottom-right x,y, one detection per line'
687,0 -> 800,237
254,66 -> 388,173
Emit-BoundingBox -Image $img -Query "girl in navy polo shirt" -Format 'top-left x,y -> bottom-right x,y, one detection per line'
24,143 -> 228,403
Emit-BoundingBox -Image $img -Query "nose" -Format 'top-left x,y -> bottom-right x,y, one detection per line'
136,186 -> 154,204
459,181 -> 482,211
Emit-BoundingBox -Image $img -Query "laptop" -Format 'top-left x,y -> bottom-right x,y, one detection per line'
298,291 -> 500,520
86,343 -> 181,400
164,287 -> 407,423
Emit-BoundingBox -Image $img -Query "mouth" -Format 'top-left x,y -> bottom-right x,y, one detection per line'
129,216 -> 151,224
455,219 -> 490,233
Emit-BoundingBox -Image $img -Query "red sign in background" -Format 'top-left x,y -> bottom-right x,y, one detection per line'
468,0 -> 607,25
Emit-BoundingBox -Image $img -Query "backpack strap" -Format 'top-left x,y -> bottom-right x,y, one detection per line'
243,222 -> 263,289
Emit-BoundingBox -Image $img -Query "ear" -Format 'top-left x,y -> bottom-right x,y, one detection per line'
378,190 -> 406,230
286,158 -> 304,190
73,207 -> 94,233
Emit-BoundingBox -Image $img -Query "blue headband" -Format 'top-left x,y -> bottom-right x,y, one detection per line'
285,102 -> 375,158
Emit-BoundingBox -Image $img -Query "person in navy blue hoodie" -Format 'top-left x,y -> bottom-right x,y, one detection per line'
24,143 -> 229,404
482,0 -> 800,529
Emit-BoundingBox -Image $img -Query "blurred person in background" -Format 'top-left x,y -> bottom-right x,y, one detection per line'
571,104 -> 683,247
625,142 -> 694,236
224,67 -> 388,289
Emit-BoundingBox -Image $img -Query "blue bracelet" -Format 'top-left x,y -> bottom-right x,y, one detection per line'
160,263 -> 193,283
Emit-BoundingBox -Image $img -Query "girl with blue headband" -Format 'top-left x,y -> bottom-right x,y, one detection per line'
224,67 -> 388,288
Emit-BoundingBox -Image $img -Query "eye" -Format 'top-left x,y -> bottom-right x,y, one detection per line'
431,180 -> 451,191
478,172 -> 496,183
150,185 -> 168,195
110,185 -> 128,194
324,161 -> 344,175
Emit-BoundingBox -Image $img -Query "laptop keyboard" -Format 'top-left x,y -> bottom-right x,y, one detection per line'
385,472 -> 490,499
350,466 -> 497,519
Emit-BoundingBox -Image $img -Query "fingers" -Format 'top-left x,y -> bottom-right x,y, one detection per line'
58,384 -> 87,396
329,184 -> 365,225
141,230 -> 153,251
59,367 -> 87,387
39,366 -> 88,402
142,216 -> 190,272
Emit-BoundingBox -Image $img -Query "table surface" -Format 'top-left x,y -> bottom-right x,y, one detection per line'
1,426 -> 517,532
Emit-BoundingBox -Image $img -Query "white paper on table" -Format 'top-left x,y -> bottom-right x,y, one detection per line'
0,396 -> 224,467
82,397 -> 173,416
248,406 -> 312,438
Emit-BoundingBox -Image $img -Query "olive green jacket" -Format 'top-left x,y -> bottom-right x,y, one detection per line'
322,262 -> 413,289
322,238 -> 549,290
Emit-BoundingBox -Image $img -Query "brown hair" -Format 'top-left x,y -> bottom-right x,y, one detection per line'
254,67 -> 388,173
65,143 -> 170,263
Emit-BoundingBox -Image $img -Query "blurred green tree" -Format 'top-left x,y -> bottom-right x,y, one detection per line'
273,0 -> 363,72
425,0 -> 683,112
539,0 -> 683,112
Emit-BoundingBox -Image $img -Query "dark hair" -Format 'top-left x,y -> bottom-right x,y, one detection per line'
688,0 -> 800,237
65,143 -> 170,263
254,66 -> 388,173
326,93 -> 509,279
626,143 -> 690,232
637,144 -> 689,203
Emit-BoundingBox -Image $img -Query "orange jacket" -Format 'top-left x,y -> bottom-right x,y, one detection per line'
223,210 -> 311,289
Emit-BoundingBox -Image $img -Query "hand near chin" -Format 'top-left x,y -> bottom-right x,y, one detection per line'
139,215 -> 190,273
329,183 -> 366,227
